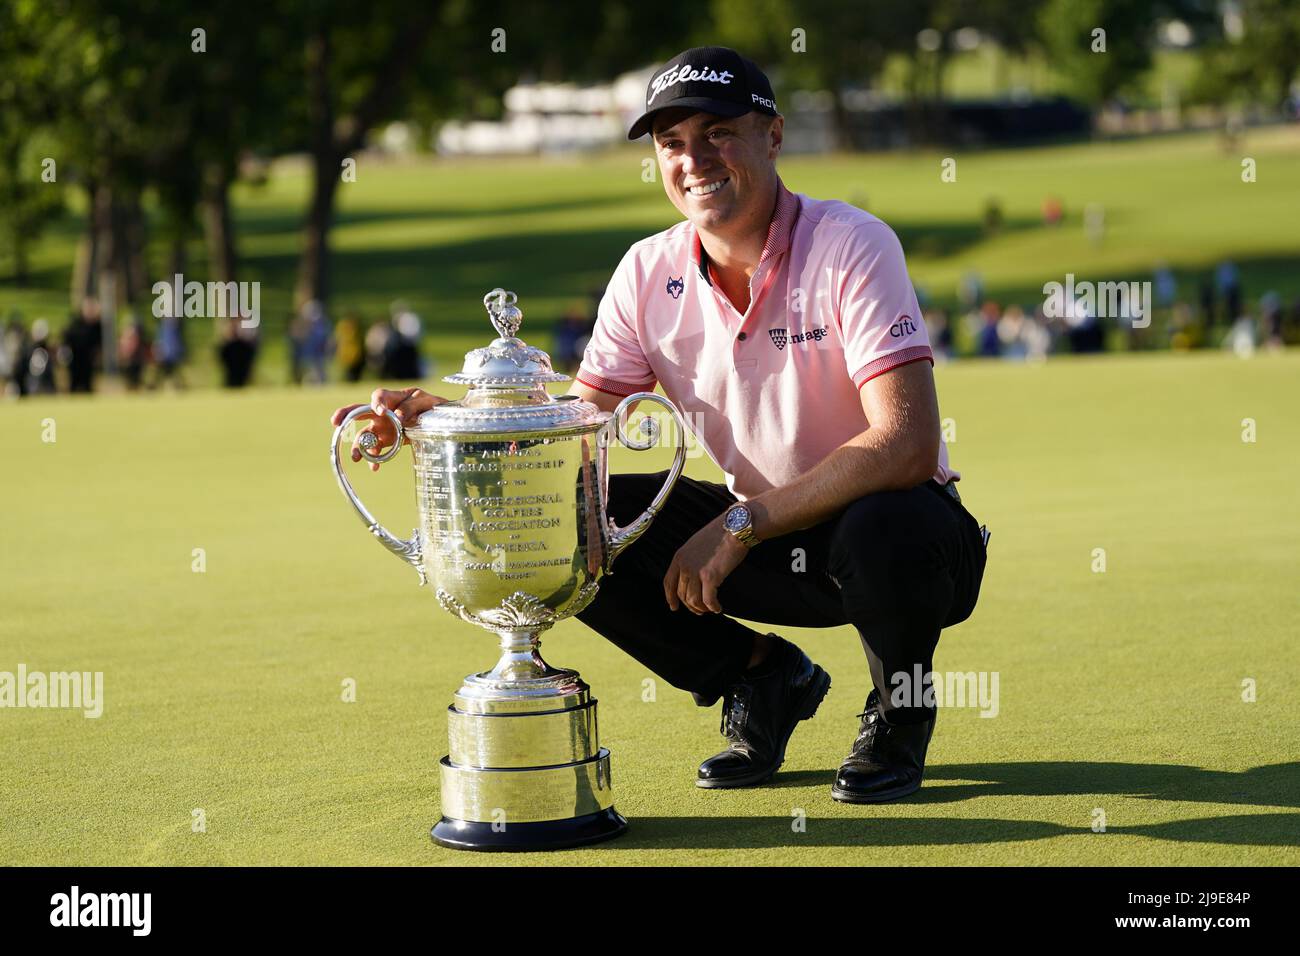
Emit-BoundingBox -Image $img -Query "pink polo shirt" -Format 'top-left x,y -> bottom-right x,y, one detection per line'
576,181 -> 957,501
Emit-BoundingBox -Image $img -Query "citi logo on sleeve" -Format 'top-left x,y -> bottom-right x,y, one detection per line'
666,276 -> 684,299
890,316 -> 918,338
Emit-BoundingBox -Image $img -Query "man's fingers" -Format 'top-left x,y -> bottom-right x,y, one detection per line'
663,563 -> 680,611
681,574 -> 706,616
338,388 -> 449,471
352,418 -> 399,454
370,386 -> 418,414
701,573 -> 722,614
395,391 -> 442,423
330,403 -> 369,427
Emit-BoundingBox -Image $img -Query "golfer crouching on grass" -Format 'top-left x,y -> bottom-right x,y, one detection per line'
331,47 -> 988,803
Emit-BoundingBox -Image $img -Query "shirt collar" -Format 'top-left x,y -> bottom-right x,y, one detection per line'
690,180 -> 799,286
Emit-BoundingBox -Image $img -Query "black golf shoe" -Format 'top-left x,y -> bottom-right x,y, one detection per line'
831,689 -> 935,803
696,635 -> 831,789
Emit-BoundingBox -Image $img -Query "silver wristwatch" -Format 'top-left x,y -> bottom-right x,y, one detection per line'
723,503 -> 760,548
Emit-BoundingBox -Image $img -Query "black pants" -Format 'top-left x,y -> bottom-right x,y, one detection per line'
575,471 -> 988,723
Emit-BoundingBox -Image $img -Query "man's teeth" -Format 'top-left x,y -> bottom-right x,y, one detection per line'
688,178 -> 728,195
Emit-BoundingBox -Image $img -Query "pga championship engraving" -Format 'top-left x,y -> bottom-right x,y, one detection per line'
330,288 -> 687,850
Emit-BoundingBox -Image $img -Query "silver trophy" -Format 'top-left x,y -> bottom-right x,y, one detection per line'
330,289 -> 686,851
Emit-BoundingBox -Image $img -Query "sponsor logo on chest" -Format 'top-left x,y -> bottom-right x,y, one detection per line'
767,326 -> 828,351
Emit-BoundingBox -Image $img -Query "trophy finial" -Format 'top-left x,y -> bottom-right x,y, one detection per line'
483,288 -> 522,340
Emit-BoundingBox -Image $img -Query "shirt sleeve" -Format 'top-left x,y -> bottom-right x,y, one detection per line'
836,221 -> 933,389
575,246 -> 659,397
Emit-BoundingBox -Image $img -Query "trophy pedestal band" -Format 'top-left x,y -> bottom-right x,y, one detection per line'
434,748 -> 626,851
448,700 -> 598,768
432,807 -> 627,852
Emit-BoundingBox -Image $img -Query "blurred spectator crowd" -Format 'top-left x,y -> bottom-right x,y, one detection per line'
0,298 -> 432,397
1,270 -> 1295,398
925,259 -> 1297,364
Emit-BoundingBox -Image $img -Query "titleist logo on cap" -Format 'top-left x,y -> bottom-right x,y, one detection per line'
648,63 -> 735,104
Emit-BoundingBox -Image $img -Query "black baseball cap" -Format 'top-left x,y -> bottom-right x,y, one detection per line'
628,46 -> 778,140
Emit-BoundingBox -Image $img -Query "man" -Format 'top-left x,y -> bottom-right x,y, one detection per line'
331,46 -> 988,803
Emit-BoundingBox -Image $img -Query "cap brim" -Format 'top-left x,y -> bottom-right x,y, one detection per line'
627,97 -> 752,140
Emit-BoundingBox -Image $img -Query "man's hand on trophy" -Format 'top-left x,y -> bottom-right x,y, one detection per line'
329,387 -> 448,471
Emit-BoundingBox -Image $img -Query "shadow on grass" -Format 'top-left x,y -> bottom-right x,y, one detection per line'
602,812 -> 1300,850
609,815 -> 1070,849
919,761 -> 1300,811
233,192 -> 648,237
891,216 -> 1039,259
241,225 -> 661,318
593,762 -> 1300,850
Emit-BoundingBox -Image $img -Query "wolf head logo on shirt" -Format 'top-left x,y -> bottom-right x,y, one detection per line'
768,328 -> 787,350
666,276 -> 684,299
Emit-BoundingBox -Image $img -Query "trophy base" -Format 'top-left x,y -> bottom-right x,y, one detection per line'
434,636 -> 628,853
431,807 -> 628,852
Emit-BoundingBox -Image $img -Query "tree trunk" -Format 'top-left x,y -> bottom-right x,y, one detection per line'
830,90 -> 852,151
168,233 -> 187,280
931,51 -> 951,145
201,163 -> 237,283
297,153 -> 339,307
70,182 -> 101,309
124,192 -> 148,304
292,16 -> 435,310
296,28 -> 335,310
94,183 -> 128,374
11,229 -> 28,284
94,184 -> 129,308
903,55 -> 925,148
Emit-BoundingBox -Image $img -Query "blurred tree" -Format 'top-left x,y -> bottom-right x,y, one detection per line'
1192,0 -> 1300,109
0,6 -> 66,283
711,0 -> 1056,145
290,0 -> 693,308
0,133 -> 65,285
1037,0 -> 1177,106
711,0 -> 904,148
4,1 -> 200,309
293,3 -> 442,307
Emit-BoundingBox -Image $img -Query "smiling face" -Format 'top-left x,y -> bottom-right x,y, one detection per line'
651,108 -> 783,239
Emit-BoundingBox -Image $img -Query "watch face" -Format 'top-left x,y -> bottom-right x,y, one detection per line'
725,505 -> 751,532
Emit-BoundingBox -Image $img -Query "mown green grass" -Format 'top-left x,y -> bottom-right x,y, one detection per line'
1,348 -> 1296,865
6,126 -> 1299,387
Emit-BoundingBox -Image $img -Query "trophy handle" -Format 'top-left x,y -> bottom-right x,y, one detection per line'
330,405 -> 426,584
604,392 -> 687,567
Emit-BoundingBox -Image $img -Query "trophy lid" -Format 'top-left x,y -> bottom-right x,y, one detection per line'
443,289 -> 571,388
407,289 -> 610,438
